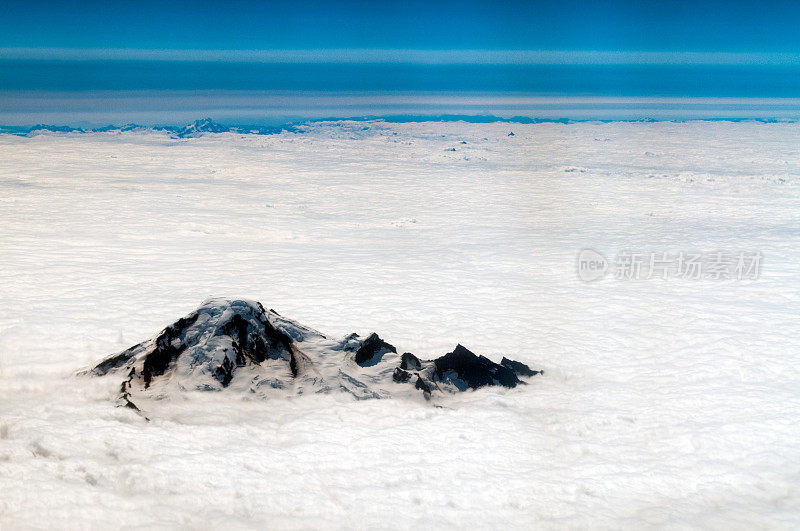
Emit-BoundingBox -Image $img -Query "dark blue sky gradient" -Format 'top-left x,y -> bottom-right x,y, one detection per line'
3,61 -> 800,97
2,0 -> 800,125
1,0 -> 799,52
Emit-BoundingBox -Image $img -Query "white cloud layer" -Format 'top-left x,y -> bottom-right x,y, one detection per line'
0,121 -> 799,528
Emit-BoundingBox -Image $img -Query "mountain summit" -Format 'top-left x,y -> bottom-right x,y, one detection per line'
88,298 -> 541,412
174,118 -> 231,138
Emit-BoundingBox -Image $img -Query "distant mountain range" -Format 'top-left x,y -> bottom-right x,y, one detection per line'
0,118 -> 296,138
2,116 -> 794,138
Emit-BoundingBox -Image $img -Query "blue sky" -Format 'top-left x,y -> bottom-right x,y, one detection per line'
1,0 -> 799,54
2,0 -> 800,125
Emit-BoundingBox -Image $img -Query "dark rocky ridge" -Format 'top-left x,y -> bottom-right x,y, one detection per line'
87,298 -> 541,410
435,344 -> 524,390
353,333 -> 397,366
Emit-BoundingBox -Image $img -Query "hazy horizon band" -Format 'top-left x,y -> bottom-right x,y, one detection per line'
2,59 -> 800,126
3,92 -> 800,128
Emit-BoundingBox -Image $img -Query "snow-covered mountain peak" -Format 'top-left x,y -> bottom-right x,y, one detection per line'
175,118 -> 231,138
88,298 -> 541,413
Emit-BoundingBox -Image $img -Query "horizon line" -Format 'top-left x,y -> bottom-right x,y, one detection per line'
2,48 -> 800,66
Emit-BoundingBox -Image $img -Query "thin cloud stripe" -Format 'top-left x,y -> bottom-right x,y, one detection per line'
2,48 -> 800,66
